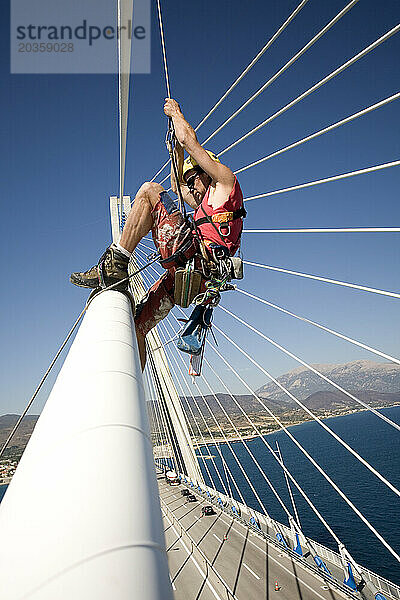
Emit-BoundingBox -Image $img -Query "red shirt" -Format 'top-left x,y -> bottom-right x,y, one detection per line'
194,177 -> 244,256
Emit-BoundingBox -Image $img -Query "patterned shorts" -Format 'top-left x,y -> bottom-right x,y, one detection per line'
134,191 -> 193,337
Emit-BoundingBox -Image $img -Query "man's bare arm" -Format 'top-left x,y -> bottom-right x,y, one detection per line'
164,99 -> 235,196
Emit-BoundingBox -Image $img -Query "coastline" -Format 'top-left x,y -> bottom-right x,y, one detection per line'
193,403 -> 400,448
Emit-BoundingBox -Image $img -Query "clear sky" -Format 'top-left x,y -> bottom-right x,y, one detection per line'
1,0 -> 400,414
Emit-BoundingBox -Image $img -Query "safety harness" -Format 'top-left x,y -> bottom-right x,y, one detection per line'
164,120 -> 245,374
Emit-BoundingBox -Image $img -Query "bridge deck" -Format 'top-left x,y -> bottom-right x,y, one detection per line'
158,476 -> 358,600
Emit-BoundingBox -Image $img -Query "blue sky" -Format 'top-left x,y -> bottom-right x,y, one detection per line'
1,0 -> 400,413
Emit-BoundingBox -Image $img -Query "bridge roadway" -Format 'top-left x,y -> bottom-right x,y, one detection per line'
158,476 -> 357,600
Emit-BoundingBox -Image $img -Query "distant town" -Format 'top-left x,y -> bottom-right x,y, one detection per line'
2,359 -> 400,479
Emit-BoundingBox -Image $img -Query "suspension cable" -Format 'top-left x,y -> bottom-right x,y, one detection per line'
140,267 -> 221,490
156,0 -> 171,98
144,267 -> 304,522
235,92 -> 400,175
218,306 -> 400,494
237,288 -> 400,366
218,24 -> 400,156
149,0 -> 310,182
162,315 -> 278,515
208,329 -> 400,563
145,369 -> 164,467
117,0 -> 134,203
160,336 -> 230,497
243,160 -> 400,201
195,0 -> 311,132
147,348 -> 182,473
0,306 -> 87,460
160,323 -> 243,503
167,295 -> 350,548
156,325 -> 226,493
162,312 -> 296,521
243,227 -> 400,233
143,265 -> 400,560
202,0 -> 359,146
244,260 -> 400,300
205,341 -> 349,547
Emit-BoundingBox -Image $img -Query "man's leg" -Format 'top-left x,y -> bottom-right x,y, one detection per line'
119,182 -> 164,253
134,271 -> 175,370
70,182 -> 164,288
136,328 -> 146,370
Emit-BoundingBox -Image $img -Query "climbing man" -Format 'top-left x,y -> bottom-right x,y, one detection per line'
70,99 -> 246,368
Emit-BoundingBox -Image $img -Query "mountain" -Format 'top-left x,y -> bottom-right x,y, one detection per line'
0,414 -> 39,455
256,360 -> 400,406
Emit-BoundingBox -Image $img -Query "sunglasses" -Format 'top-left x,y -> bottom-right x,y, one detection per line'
185,172 -> 200,189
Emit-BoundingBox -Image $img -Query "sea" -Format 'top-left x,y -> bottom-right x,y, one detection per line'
1,406 -> 399,585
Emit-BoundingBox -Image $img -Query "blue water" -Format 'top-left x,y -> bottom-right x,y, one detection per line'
197,406 -> 400,585
1,407 -> 399,584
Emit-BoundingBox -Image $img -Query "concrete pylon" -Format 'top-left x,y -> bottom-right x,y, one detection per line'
0,291 -> 173,600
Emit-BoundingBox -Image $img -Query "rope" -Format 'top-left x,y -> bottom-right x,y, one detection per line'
209,327 -> 400,563
195,0 -> 310,132
236,288 -> 400,367
219,305 -> 400,494
243,227 -> 400,233
235,92 -> 400,175
218,23 -> 400,156
244,260 -> 400,300
202,0 -> 359,146
156,0 -> 171,98
143,264 -> 400,561
243,160 -> 400,201
149,0 -> 310,182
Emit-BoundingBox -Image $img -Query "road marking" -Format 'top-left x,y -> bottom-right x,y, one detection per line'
170,576 -> 176,591
163,512 -> 224,600
215,515 -> 328,600
213,533 -> 223,543
243,562 -> 260,580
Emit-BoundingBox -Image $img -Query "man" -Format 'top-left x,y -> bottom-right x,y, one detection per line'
70,99 -> 245,368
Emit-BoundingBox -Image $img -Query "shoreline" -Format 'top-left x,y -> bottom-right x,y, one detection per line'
192,403 -> 400,448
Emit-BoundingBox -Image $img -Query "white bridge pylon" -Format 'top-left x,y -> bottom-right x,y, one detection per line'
110,195 -> 204,485
0,289 -> 173,599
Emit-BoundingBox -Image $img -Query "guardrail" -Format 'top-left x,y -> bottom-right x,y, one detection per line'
158,466 -> 400,600
160,495 -> 239,600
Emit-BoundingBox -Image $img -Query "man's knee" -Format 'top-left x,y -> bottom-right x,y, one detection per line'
137,181 -> 164,208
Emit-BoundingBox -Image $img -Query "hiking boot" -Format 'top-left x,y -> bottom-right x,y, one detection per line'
70,244 -> 129,290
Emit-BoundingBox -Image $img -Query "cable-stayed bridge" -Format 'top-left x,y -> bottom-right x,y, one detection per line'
0,0 -> 399,598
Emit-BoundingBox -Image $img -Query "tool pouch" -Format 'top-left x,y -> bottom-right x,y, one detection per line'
177,305 -> 213,355
174,261 -> 203,308
229,256 -> 244,280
